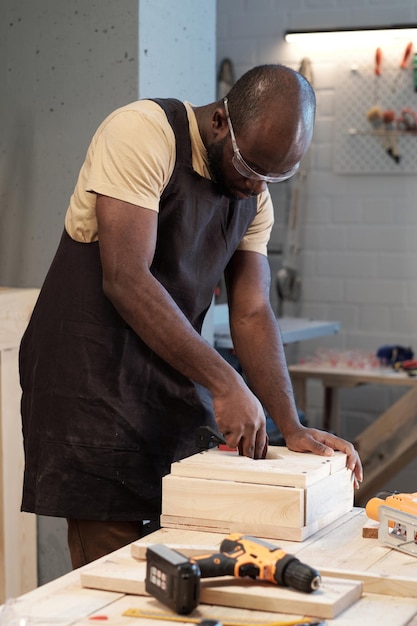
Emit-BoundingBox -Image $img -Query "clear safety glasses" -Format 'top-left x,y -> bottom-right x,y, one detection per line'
223,97 -> 300,183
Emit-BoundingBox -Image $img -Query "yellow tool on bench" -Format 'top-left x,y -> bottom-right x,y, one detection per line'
366,491 -> 417,556
122,607 -> 326,625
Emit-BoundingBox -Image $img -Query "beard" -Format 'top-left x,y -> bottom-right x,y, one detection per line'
206,136 -> 235,198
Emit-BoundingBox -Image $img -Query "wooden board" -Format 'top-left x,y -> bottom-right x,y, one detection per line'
170,446 -> 348,488
71,592 -> 417,626
0,286 -> 40,602
161,473 -> 353,541
0,585 -> 123,626
362,519 -> 379,539
161,501 -> 355,542
162,474 -> 304,527
131,527 -> 223,560
80,554 -> 362,619
131,527 -> 417,599
0,287 -> 39,349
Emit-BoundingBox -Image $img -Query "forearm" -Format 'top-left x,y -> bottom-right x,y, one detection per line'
230,306 -> 302,438
103,269 -> 239,396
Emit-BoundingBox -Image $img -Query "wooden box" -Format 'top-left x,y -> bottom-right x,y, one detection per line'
161,446 -> 354,541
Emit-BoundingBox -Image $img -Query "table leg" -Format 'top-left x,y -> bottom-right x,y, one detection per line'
291,377 -> 306,417
324,386 -> 339,433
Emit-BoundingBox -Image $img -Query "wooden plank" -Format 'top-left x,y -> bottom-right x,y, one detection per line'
131,511 -> 364,560
362,520 -> 379,539
304,467 -> 353,525
134,509 -> 365,561
0,287 -> 39,349
170,446 -> 348,488
288,364 -> 417,389
0,288 -> 39,601
131,528 -> 223,560
161,500 -> 356,542
72,593 -> 309,626
0,585 -> 123,626
131,514 -> 417,600
294,509 -> 391,572
199,576 -> 362,620
71,592 -> 417,626
162,474 -> 304,530
132,540 -> 417,600
80,555 -> 362,619
0,347 -> 37,602
318,567 -> 417,598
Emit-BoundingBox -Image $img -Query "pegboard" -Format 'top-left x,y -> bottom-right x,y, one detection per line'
334,55 -> 417,174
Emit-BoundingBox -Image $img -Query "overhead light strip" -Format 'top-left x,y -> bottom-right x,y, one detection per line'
285,25 -> 417,46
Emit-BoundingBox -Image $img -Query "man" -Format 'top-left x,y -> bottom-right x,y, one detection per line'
19,64 -> 362,569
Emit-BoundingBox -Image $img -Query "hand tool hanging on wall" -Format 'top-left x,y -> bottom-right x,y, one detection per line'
276,58 -> 313,317
373,46 -> 383,103
217,58 -> 235,99
392,41 -> 413,92
367,47 -> 401,164
413,53 -> 417,92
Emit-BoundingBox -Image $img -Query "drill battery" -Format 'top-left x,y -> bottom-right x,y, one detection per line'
146,544 -> 201,614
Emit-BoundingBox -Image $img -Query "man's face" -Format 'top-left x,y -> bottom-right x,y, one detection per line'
207,103 -> 312,200
207,133 -> 267,200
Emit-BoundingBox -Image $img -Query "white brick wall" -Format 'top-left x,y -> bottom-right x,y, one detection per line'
217,0 -> 417,492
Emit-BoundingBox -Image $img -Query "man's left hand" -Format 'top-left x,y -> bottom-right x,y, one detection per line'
284,426 -> 363,489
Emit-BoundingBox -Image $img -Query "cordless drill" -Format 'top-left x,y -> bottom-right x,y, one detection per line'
145,532 -> 321,614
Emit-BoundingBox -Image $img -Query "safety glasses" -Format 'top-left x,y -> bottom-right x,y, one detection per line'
223,97 -> 299,183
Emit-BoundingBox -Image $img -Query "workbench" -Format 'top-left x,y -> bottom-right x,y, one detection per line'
288,364 -> 417,506
7,508 -> 417,625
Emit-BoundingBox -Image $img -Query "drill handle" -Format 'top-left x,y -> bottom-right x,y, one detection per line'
192,552 -> 237,578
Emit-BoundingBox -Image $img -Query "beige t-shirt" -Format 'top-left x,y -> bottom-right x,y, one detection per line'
65,100 -> 274,255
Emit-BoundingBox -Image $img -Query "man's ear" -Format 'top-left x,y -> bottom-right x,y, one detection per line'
211,106 -> 229,138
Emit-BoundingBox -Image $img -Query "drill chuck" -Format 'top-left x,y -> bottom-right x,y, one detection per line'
275,554 -> 321,593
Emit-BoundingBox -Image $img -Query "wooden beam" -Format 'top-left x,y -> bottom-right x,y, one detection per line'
354,387 -> 417,506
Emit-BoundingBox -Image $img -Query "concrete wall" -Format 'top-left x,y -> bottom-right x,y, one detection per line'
217,0 -> 417,492
2,0 -> 216,586
1,0 -> 139,289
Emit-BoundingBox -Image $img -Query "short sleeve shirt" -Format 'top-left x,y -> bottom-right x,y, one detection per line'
64,100 -> 274,255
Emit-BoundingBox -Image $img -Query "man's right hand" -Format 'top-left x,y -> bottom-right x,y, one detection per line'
212,374 -> 268,459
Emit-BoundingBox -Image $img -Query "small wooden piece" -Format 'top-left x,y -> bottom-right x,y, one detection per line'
362,519 -> 379,539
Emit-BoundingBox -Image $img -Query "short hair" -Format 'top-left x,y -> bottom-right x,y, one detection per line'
224,64 -> 315,134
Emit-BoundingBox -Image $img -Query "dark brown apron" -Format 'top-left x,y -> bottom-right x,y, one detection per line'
19,98 -> 257,520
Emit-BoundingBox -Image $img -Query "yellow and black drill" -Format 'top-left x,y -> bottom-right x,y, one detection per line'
145,532 -> 321,614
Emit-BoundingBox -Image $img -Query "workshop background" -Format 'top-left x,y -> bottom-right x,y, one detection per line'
218,1 -> 417,467
2,0 -> 417,586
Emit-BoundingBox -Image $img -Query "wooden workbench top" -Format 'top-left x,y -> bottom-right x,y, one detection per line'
288,362 -> 417,387
7,508 -> 417,625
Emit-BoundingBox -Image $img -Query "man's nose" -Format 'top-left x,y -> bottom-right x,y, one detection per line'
245,179 -> 267,195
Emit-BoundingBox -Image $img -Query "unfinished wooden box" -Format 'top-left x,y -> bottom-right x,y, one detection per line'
161,446 -> 354,541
